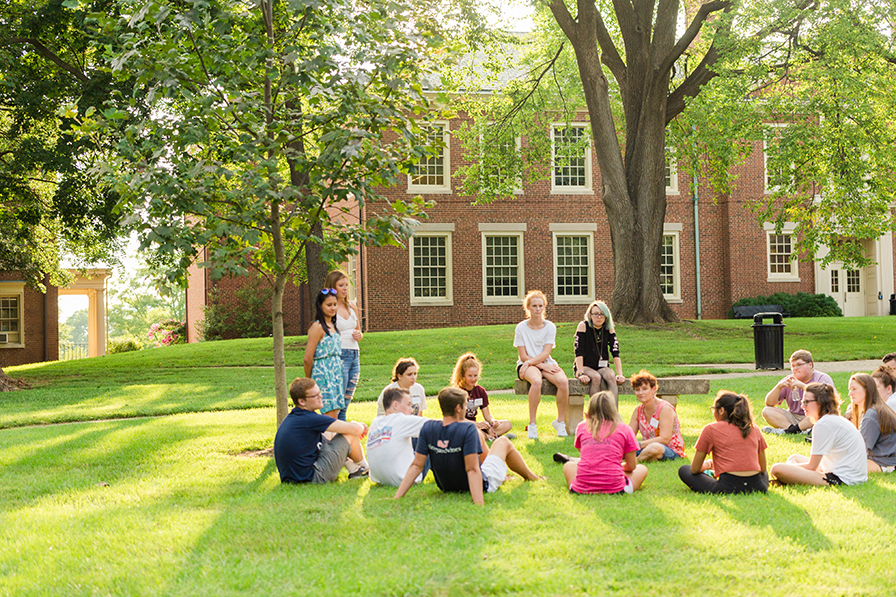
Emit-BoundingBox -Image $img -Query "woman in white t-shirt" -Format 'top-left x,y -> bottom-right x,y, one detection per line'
770,383 -> 867,486
514,290 -> 569,440
376,357 -> 427,417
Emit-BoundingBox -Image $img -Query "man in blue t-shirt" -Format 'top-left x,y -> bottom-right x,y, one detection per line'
394,387 -> 541,505
274,378 -> 369,484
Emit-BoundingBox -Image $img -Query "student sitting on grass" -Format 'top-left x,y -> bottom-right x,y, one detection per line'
367,388 -> 430,487
376,357 -> 426,417
847,373 -> 896,474
770,383 -> 867,487
872,366 -> 896,411
628,370 -> 686,462
678,391 -> 768,494
762,349 -> 832,435
273,378 -> 369,484
553,391 -> 647,495
451,352 -> 513,441
394,387 -> 542,505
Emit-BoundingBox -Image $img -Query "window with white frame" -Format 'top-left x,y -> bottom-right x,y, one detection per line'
551,124 -> 592,193
480,224 -> 525,304
661,224 -> 682,302
764,223 -> 800,282
409,225 -> 453,305
846,270 -> 861,293
551,224 -> 595,304
0,282 -> 25,347
408,122 -> 450,193
665,147 -> 679,194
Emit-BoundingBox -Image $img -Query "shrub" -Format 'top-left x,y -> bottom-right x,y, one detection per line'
148,319 -> 187,347
730,292 -> 842,318
197,281 -> 275,341
108,338 -> 142,354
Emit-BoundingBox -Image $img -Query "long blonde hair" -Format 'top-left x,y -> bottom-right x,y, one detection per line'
324,270 -> 352,309
850,373 -> 896,434
585,391 -> 622,440
451,352 -> 482,389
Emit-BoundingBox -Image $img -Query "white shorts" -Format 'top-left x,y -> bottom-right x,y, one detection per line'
480,454 -> 508,493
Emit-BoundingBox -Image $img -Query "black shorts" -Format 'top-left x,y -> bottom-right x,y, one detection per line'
823,472 -> 844,486
517,363 -> 525,380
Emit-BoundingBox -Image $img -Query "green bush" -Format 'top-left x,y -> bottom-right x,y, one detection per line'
108,338 -> 142,354
197,281 -> 276,341
730,292 -> 842,318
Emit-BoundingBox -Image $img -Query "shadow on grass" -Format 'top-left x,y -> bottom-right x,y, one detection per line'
721,490 -> 833,551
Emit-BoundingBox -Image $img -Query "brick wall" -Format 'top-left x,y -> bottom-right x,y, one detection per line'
0,275 -> 56,367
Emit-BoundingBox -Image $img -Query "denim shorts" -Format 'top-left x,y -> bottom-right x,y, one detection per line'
341,349 -> 360,399
636,444 -> 680,461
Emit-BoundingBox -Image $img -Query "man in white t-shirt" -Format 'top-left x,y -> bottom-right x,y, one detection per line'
367,388 -> 429,487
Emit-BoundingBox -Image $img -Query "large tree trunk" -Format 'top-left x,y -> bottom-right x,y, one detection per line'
0,368 -> 29,391
548,0 -> 684,324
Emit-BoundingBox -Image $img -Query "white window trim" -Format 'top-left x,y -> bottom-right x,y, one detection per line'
408,121 -> 451,194
409,223 -> 454,306
764,222 -> 800,282
0,281 -> 25,348
662,224 -> 682,303
550,223 -> 596,305
550,123 -> 593,195
763,123 -> 789,195
665,148 -> 679,195
479,224 -> 527,305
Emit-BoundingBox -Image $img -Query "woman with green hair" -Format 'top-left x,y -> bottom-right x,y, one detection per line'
573,300 -> 626,405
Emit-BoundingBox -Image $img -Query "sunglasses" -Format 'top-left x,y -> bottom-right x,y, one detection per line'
320,288 -> 337,295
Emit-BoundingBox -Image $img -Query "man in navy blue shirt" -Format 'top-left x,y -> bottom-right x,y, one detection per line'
394,387 -> 541,505
274,378 -> 369,484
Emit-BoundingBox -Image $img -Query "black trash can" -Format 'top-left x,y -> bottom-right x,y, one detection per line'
890,293 -> 896,316
752,312 -> 785,370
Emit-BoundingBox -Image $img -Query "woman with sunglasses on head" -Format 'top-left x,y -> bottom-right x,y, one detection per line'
324,270 -> 363,422
770,383 -> 867,486
573,300 -> 626,406
679,391 -> 768,494
303,289 -> 344,419
847,373 -> 896,474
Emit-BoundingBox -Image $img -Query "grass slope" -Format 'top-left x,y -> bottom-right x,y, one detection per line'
3,316 -> 892,428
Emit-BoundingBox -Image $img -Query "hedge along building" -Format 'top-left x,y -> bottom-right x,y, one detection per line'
351,112 -> 896,331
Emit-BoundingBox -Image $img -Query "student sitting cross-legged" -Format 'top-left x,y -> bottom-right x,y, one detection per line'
394,387 -> 542,505
367,388 -> 430,487
273,377 -> 369,484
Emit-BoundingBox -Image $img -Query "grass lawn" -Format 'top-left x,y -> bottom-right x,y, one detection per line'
1,317 -> 894,596
3,316 -> 893,427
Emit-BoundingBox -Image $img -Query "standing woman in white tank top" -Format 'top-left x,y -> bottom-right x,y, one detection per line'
325,270 -> 363,421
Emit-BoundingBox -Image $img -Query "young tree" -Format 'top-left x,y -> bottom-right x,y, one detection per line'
464,0 -> 896,323
78,0 -> 475,424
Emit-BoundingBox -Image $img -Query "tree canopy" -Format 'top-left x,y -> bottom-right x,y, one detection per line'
459,0 -> 896,322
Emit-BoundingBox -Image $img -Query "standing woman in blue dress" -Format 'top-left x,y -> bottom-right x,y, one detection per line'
303,289 -> 344,418
325,270 -> 363,422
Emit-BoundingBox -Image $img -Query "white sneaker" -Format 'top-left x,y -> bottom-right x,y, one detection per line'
527,424 -> 538,439
762,426 -> 785,435
551,420 -> 569,437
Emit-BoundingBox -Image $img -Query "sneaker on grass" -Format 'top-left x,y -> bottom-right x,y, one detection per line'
348,465 -> 369,479
527,424 -> 538,440
551,419 -> 568,437
762,426 -> 785,435
553,452 -> 571,464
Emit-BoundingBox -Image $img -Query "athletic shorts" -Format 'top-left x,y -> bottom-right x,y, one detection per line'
480,454 -> 508,493
780,410 -> 807,427
312,434 -> 352,484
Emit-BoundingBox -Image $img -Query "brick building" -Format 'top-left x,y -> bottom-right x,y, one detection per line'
353,115 -> 895,331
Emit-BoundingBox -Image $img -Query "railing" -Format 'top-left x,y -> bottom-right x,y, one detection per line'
59,343 -> 89,361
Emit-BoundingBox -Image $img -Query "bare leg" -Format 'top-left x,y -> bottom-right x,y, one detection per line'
625,464 -> 649,491
492,420 -> 513,437
523,367 -> 544,425
346,434 -> 365,464
770,462 -> 827,485
563,459 -> 580,488
636,443 -> 665,463
762,406 -> 794,429
868,459 -> 883,473
488,437 -> 540,480
597,368 -> 619,404
542,368 -> 569,422
477,429 -> 491,463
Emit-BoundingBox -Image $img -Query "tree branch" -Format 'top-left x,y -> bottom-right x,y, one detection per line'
1,37 -> 89,84
657,1 -> 730,76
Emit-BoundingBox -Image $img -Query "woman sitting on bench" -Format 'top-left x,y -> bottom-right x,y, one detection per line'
573,300 -> 626,406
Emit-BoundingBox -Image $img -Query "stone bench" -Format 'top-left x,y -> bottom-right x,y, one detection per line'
513,378 -> 712,435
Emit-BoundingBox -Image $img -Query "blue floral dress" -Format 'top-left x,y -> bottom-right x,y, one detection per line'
312,329 -> 344,413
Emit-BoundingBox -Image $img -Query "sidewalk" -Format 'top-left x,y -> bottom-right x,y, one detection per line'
669,359 -> 883,380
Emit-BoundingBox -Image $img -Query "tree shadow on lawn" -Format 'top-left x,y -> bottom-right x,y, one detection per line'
720,490 -> 833,551
836,476 -> 896,525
